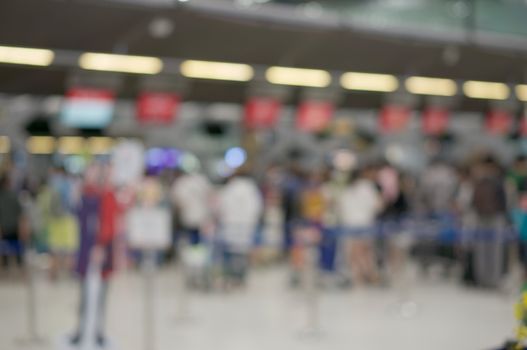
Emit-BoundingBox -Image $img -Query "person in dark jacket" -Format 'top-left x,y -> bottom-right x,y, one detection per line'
471,155 -> 508,288
0,173 -> 27,271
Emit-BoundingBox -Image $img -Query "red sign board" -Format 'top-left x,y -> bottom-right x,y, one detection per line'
244,97 -> 281,129
422,107 -> 449,135
486,109 -> 513,135
137,92 -> 180,125
379,105 -> 411,133
67,88 -> 114,100
296,100 -> 334,132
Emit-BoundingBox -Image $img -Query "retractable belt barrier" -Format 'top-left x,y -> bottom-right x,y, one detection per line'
286,216 -> 519,244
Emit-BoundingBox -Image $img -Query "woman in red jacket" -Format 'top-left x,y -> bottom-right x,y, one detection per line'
71,164 -> 120,348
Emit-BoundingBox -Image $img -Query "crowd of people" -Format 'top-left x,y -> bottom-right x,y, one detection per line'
0,151 -> 526,293
0,149 -> 526,346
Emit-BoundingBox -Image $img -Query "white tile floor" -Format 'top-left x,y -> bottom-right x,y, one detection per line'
0,266 -> 516,350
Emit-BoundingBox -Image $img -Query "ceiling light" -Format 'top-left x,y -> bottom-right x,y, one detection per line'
26,136 -> 56,154
180,60 -> 254,81
79,52 -> 163,74
516,84 -> 527,102
462,80 -> 509,100
0,45 -> 54,66
405,76 -> 457,96
266,66 -> 331,88
149,18 -> 174,39
341,72 -> 398,92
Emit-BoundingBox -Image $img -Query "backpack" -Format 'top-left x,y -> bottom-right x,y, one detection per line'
301,188 -> 325,222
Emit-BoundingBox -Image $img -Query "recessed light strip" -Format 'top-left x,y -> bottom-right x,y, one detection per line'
0,45 -> 55,66
180,60 -> 254,81
266,66 -> 331,88
463,80 -> 510,100
79,52 -> 163,74
341,72 -> 399,92
405,76 -> 457,96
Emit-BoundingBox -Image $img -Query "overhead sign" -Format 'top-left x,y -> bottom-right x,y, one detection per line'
379,105 -> 411,133
126,207 -> 171,250
422,106 -> 449,135
61,88 -> 115,128
296,100 -> 334,132
137,92 -> 180,125
244,97 -> 281,129
486,109 -> 513,135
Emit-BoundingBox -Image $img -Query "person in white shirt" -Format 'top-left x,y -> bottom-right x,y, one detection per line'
217,170 -> 262,286
171,170 -> 212,246
338,166 -> 383,285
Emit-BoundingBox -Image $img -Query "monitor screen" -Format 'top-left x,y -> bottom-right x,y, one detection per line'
61,88 -> 115,128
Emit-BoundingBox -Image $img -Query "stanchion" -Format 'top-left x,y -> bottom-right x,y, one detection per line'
127,205 -> 172,350
502,239 -> 523,297
80,261 -> 103,350
391,233 -> 419,319
300,244 -> 322,338
143,250 -> 157,350
175,242 -> 191,322
15,248 -> 48,348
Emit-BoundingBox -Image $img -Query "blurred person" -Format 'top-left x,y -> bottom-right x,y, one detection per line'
258,165 -> 285,263
133,170 -> 170,265
289,170 -> 325,287
376,162 -> 402,283
321,169 -> 348,285
299,170 -> 326,226
416,158 -> 459,274
380,172 -> 413,287
137,169 -> 164,207
33,180 -> 53,253
71,163 -> 120,347
47,166 -> 79,280
0,172 -> 28,274
171,168 -> 212,246
281,164 -> 304,254
377,162 -> 400,205
455,167 -> 474,224
471,155 -> 508,288
455,166 -> 477,285
338,166 -> 382,285
217,168 -> 262,288
19,180 -> 45,252
507,155 -> 527,209
418,158 -> 458,216
508,156 -> 527,279
171,168 -> 213,289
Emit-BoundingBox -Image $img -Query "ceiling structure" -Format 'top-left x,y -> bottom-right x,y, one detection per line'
0,0 -> 526,110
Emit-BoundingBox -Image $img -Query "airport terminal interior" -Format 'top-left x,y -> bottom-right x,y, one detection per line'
2,0 -> 527,349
